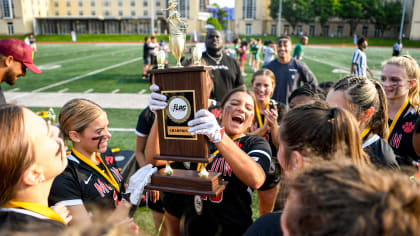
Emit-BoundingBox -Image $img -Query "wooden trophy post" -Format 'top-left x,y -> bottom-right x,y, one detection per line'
145,66 -> 226,196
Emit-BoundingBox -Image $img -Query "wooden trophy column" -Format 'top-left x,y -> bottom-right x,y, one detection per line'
145,66 -> 226,196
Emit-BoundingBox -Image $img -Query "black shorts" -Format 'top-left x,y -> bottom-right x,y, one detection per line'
143,57 -> 151,65
258,156 -> 281,190
147,191 -> 165,214
162,192 -> 186,218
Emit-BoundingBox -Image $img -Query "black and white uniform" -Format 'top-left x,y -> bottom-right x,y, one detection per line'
0,207 -> 65,234
388,104 -> 420,165
351,48 -> 367,77
49,149 -> 124,212
182,135 -> 272,236
362,131 -> 399,169
202,52 -> 243,102
251,99 -> 286,190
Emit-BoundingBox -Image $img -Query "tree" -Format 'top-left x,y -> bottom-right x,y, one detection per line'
338,0 -> 370,36
368,0 -> 402,37
217,8 -> 228,30
269,0 -> 314,35
312,0 -> 340,29
207,17 -> 223,31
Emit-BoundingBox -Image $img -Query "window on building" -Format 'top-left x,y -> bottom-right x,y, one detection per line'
67,10 -> 71,16
104,0 -> 109,7
131,0 -> 135,6
297,25 -> 302,36
118,0 -> 122,7
199,0 -> 205,11
79,10 -> 83,16
1,0 -> 13,18
337,25 -> 343,37
284,25 -> 289,35
7,22 -> 13,35
156,0 -> 160,7
309,25 -> 315,37
54,1 -> 58,7
66,0 -> 70,7
143,0 -> 147,6
55,11 -> 59,16
91,1 -> 95,7
119,10 -> 123,16
92,10 -> 96,15
246,24 -> 252,35
105,10 -> 109,16
144,10 -> 148,16
271,24 -> 276,36
131,10 -> 135,16
78,0 -> 82,7
178,0 -> 189,18
362,26 -> 368,37
374,26 -> 381,38
243,0 -> 256,19
323,25 -> 329,37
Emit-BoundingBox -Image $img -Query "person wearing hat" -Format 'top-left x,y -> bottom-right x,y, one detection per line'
0,38 -> 42,105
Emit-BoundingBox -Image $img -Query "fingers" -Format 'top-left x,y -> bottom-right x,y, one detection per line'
149,84 -> 160,92
149,92 -> 167,111
51,204 -> 72,224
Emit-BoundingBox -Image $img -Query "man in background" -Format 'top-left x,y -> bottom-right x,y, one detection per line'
351,36 -> 374,78
0,38 -> 42,105
292,35 -> 308,60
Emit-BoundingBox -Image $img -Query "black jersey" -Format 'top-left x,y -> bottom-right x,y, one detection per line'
252,99 -> 286,190
388,104 -> 419,165
363,133 -> 399,169
182,135 -> 272,236
0,207 -> 65,235
202,52 -> 243,102
135,106 -> 155,137
49,148 -> 124,212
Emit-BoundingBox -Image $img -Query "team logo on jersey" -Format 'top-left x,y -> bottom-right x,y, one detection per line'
403,121 -> 415,133
167,96 -> 191,124
194,195 -> 203,215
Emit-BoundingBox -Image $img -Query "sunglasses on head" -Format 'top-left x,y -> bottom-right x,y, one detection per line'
278,39 -> 289,45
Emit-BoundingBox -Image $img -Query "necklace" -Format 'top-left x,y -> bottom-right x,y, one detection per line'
207,52 -> 223,65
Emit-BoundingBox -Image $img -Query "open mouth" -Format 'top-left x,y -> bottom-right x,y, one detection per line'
232,115 -> 245,125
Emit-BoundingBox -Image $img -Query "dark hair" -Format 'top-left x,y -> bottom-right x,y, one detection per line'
286,160 -> 420,236
241,40 -> 248,47
278,35 -> 291,44
220,87 -> 255,110
0,104 -> 34,206
332,75 -> 389,138
144,36 -> 150,41
357,36 -> 367,47
288,84 -> 324,105
280,103 -> 368,168
318,81 -> 335,96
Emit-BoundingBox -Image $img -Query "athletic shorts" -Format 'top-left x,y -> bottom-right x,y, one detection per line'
162,192 -> 186,218
143,57 -> 151,65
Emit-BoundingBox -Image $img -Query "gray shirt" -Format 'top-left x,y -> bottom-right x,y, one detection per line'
264,58 -> 317,105
0,86 -> 6,105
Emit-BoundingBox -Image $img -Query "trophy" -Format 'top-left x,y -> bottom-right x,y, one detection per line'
157,50 -> 166,69
145,0 -> 226,196
192,45 -> 202,66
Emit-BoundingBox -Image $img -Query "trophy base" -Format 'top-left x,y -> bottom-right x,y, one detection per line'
145,169 -> 227,197
154,155 -> 211,163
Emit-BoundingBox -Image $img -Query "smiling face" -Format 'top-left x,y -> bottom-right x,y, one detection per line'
76,112 -> 112,154
277,38 -> 292,63
220,91 -> 255,138
381,64 -> 414,102
25,108 -> 67,181
206,30 -> 223,53
252,74 -> 274,104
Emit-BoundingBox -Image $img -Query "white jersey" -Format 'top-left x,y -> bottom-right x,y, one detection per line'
351,48 -> 367,77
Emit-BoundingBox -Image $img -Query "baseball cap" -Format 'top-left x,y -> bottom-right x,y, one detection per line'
0,38 -> 42,74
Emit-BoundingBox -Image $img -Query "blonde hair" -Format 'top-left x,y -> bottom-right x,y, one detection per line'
382,55 -> 420,107
251,68 -> 276,89
59,99 -> 104,141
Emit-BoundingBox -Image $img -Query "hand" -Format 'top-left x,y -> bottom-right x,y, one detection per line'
126,164 -> 157,205
264,108 -> 279,128
149,84 -> 167,112
188,109 -> 223,143
117,218 -> 139,236
51,203 -> 72,224
148,190 -> 159,203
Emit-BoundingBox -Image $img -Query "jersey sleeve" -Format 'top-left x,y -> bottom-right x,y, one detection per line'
246,136 -> 272,174
293,45 -> 302,57
352,50 -> 360,64
299,61 -> 318,86
49,168 -> 83,207
135,107 -> 155,137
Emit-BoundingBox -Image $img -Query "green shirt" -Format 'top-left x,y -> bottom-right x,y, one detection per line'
292,43 -> 302,58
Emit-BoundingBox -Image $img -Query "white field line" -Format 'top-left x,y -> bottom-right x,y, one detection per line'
111,89 -> 120,94
109,128 -> 136,132
39,48 -> 136,66
8,88 -> 20,92
58,88 -> 69,93
138,89 -> 146,95
10,57 -> 142,101
84,88 -> 94,93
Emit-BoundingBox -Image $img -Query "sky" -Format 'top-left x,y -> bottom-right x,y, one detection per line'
209,0 -> 235,8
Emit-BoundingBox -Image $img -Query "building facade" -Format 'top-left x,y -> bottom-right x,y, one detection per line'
0,0 -> 211,35
232,0 -> 420,40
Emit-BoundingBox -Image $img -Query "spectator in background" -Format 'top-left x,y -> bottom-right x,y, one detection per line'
393,40 -> 403,57
29,34 -> 37,53
238,40 -> 248,76
264,36 -> 317,105
292,35 -> 308,60
262,40 -> 276,66
142,36 -> 152,79
0,38 -> 42,105
351,36 -> 374,78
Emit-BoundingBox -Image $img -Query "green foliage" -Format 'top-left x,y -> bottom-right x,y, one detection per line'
281,0 -> 315,34
312,0 -> 341,27
206,17 -> 223,31
368,0 -> 402,37
217,8 -> 229,30
338,0 -> 369,36
269,0 -> 280,20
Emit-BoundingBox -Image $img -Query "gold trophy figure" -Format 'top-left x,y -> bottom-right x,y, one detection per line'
192,45 -> 202,66
162,0 -> 188,67
157,50 -> 166,69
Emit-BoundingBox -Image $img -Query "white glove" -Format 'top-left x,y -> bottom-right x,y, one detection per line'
126,164 -> 157,205
149,84 -> 167,112
188,109 -> 224,144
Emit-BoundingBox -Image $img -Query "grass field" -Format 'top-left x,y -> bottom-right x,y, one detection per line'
4,43 -> 420,235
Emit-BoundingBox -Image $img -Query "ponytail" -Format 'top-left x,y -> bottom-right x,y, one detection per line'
369,80 -> 389,138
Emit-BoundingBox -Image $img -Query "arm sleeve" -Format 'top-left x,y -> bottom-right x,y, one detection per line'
299,61 -> 318,86
352,51 -> 359,64
49,169 -> 83,206
135,107 -> 155,137
247,136 -> 272,174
